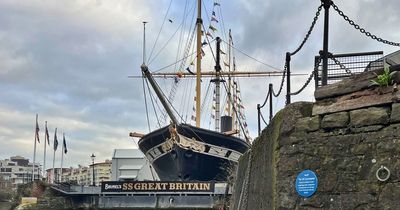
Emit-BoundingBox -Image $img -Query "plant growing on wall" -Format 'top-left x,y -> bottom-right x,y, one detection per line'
370,67 -> 396,87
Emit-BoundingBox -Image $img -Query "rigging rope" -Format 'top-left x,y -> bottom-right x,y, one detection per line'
147,0 -> 174,63
145,79 -> 162,128
142,76 -> 152,132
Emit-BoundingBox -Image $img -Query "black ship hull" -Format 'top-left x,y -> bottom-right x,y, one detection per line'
138,124 -> 250,181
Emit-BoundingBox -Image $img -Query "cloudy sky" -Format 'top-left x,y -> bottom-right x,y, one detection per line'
0,0 -> 399,170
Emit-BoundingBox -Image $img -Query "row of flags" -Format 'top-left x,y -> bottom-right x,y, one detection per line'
35,117 -> 67,153
33,114 -> 69,183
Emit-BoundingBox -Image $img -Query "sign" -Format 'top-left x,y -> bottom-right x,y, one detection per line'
295,170 -> 318,197
101,181 -> 215,193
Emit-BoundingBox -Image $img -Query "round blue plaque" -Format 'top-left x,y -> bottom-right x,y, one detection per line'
295,170 -> 318,197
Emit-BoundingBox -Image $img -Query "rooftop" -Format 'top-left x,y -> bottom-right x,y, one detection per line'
112,149 -> 144,159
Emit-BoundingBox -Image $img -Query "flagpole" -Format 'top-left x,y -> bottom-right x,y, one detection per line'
32,114 -> 38,182
60,133 -> 64,183
43,121 -> 47,181
52,128 -> 57,184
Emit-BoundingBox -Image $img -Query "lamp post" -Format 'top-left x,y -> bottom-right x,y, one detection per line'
90,153 -> 95,186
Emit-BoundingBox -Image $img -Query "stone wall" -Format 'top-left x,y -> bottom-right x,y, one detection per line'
232,100 -> 400,209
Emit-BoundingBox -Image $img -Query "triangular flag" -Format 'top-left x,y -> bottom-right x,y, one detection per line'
190,61 -> 194,66
214,2 -> 221,6
209,25 -> 217,32
212,11 -> 216,16
211,16 -> 219,23
224,61 -> 230,67
220,49 -> 226,55
202,40 -> 208,46
206,32 -> 213,39
186,67 -> 195,75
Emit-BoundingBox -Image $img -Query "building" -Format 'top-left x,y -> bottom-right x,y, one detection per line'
89,160 -> 112,186
45,167 -> 70,184
0,156 -> 41,189
111,149 -> 157,181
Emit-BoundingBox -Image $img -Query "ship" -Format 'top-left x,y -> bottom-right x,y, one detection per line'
131,0 -> 279,182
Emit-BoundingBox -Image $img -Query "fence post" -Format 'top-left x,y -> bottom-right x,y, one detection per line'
321,0 -> 331,86
269,83 -> 273,123
286,52 -> 291,105
257,103 -> 261,136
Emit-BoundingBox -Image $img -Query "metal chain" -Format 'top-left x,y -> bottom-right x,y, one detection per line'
332,2 -> 400,47
272,62 -> 287,97
290,57 -> 322,96
328,54 -> 353,75
291,4 -> 323,56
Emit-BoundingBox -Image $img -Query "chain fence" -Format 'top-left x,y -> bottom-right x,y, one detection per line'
332,2 -> 400,47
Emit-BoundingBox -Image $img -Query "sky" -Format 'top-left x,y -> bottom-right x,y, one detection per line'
0,0 -> 399,170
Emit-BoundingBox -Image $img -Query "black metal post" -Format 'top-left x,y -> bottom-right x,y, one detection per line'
91,153 -> 95,186
285,52 -> 291,105
269,83 -> 273,122
257,104 -> 261,136
321,0 -> 331,86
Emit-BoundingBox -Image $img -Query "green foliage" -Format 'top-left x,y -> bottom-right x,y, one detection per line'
370,67 -> 396,87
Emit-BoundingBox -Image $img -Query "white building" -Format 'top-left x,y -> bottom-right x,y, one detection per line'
111,149 -> 157,181
0,156 -> 40,189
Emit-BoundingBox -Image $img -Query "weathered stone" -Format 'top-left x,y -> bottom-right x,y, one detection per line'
390,103 -> 400,123
296,116 -> 320,132
377,183 -> 400,209
350,125 -> 384,133
350,107 -> 389,127
321,112 -> 349,129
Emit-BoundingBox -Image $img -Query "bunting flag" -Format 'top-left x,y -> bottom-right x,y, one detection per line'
186,67 -> 195,75
192,106 -> 196,111
201,30 -> 205,36
209,25 -> 217,32
211,16 -> 219,23
53,128 -> 58,151
168,19 -> 173,23
206,32 -> 213,39
224,61 -> 230,67
191,115 -> 196,121
211,114 -> 215,119
45,122 -> 50,145
212,105 -> 216,110
214,2 -> 221,6
63,133 -> 67,154
202,40 -> 208,46
174,76 -> 179,83
35,115 -> 40,143
190,61 -> 194,66
212,11 -> 216,16
201,49 -> 205,57
220,49 -> 226,55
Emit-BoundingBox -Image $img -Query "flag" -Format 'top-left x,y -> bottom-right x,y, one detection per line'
168,19 -> 173,23
63,133 -> 67,154
53,128 -> 58,151
209,25 -> 217,32
35,114 -> 40,143
202,40 -> 208,46
220,49 -> 226,55
214,2 -> 221,6
201,49 -> 205,57
224,61 -> 230,67
211,16 -> 219,23
191,115 -> 196,121
206,32 -> 213,39
186,67 -> 195,75
45,122 -> 50,145
190,61 -> 194,66
212,11 -> 216,16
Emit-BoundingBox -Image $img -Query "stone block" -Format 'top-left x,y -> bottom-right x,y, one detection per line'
391,103 -> 400,123
321,112 -> 349,129
350,107 -> 389,127
296,116 -> 320,132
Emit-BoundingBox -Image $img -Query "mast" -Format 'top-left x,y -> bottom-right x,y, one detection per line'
195,0 -> 202,127
227,30 -> 232,117
214,37 -> 222,132
141,22 -> 179,125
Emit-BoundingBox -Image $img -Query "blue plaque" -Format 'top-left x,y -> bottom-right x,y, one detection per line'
295,170 -> 318,197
